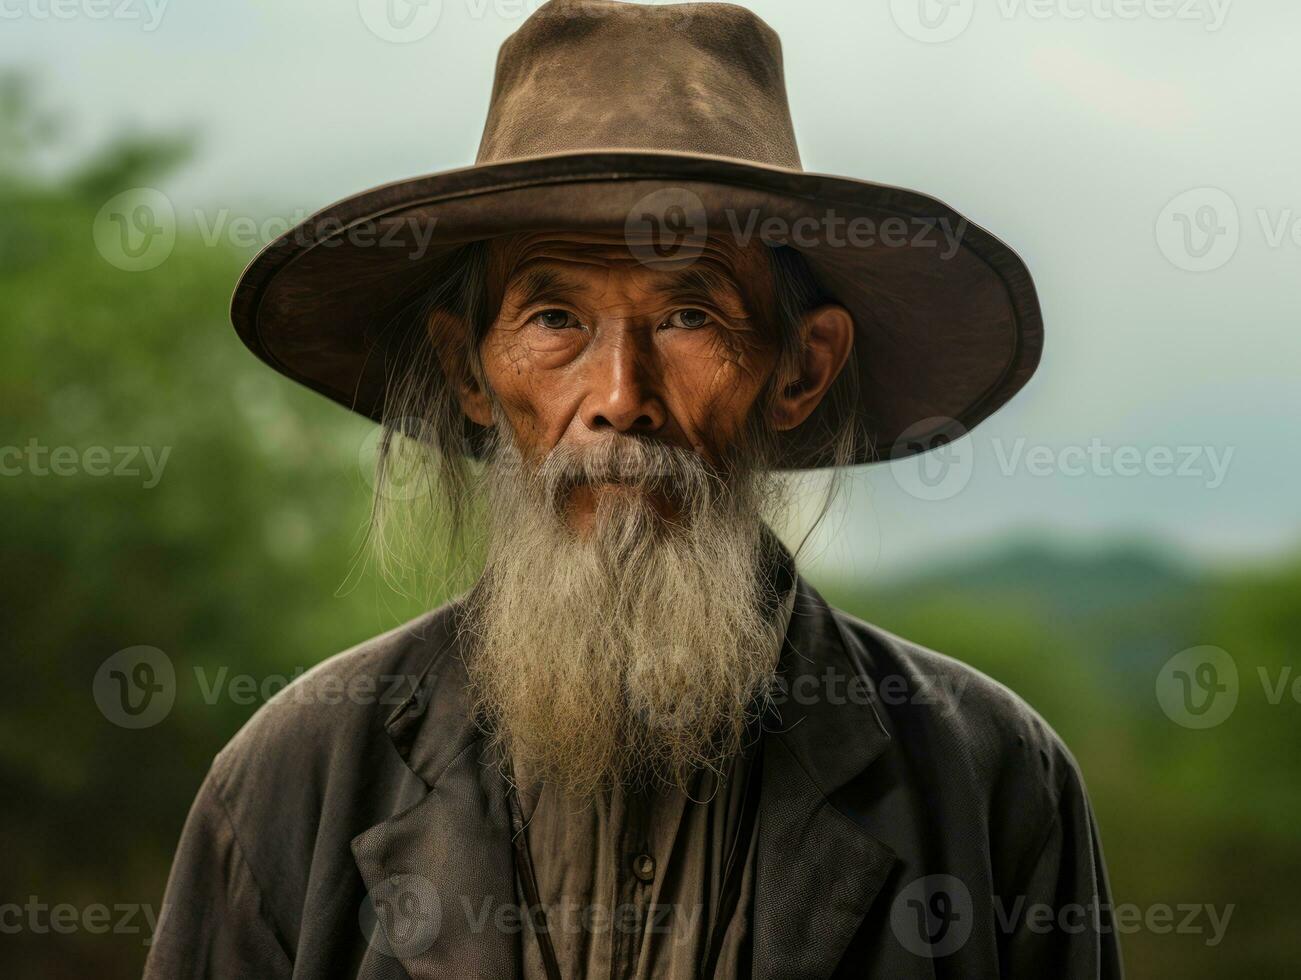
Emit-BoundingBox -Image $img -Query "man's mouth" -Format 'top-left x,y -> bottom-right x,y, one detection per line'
588,479 -> 643,493
562,480 -> 679,526
573,479 -> 664,504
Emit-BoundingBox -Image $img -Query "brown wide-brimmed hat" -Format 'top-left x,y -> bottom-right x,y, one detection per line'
231,0 -> 1042,469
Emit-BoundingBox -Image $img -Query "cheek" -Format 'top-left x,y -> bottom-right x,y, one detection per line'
480,330 -> 579,450
662,333 -> 772,440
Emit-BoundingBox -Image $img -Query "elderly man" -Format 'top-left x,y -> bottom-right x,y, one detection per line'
147,2 -> 1121,978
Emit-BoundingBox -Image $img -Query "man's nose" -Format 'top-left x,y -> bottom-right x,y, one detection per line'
580,332 -> 666,434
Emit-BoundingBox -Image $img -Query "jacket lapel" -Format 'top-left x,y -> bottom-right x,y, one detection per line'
753,576 -> 899,980
351,607 -> 521,980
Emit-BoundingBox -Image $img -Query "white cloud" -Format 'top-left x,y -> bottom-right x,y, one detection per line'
1028,45 -> 1195,128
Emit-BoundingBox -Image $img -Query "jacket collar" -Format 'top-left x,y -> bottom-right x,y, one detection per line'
352,562 -> 898,980
350,602 -> 522,980
752,572 -> 899,980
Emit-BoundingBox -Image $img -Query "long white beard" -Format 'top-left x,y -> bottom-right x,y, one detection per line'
463,428 -> 787,800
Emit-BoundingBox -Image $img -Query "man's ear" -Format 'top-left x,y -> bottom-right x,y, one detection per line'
457,375 -> 494,428
430,311 -> 494,427
769,303 -> 855,432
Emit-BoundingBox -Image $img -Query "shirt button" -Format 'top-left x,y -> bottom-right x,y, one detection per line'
631,853 -> 656,883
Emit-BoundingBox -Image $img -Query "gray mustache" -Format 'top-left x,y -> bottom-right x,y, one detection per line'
534,436 -> 718,506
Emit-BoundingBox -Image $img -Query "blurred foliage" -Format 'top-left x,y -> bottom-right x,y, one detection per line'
0,74 -> 61,177
1,91 -> 1298,979
0,96 -> 433,978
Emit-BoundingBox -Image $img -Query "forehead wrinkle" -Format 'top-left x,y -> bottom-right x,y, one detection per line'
504,265 -> 588,308
505,263 -> 638,323
496,232 -> 758,288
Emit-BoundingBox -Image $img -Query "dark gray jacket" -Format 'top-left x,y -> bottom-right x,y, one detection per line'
145,576 -> 1122,979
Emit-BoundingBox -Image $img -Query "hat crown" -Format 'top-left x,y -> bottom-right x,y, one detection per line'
476,0 -> 802,170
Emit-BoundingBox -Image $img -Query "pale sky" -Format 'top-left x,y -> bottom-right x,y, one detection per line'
6,0 -> 1299,580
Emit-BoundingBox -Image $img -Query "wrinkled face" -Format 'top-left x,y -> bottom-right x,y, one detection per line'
457,233 -> 854,531
451,233 -> 856,796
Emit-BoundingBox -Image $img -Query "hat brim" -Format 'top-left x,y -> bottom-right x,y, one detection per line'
231,150 -> 1042,469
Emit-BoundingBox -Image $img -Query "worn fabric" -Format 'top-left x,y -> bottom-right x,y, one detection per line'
145,563 -> 1123,979
511,751 -> 755,980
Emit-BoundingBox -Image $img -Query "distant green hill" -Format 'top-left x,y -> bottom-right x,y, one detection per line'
882,536 -> 1197,611
820,536 -> 1217,687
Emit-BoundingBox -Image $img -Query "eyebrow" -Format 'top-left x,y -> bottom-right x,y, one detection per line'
659,266 -> 744,304
506,267 -> 587,308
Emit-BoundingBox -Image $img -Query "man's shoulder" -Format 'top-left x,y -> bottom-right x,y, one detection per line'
157,605 -> 465,956
206,602 -> 461,797
827,604 -> 1084,803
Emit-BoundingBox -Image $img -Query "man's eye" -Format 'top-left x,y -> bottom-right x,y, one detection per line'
665,309 -> 711,330
533,309 -> 579,330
